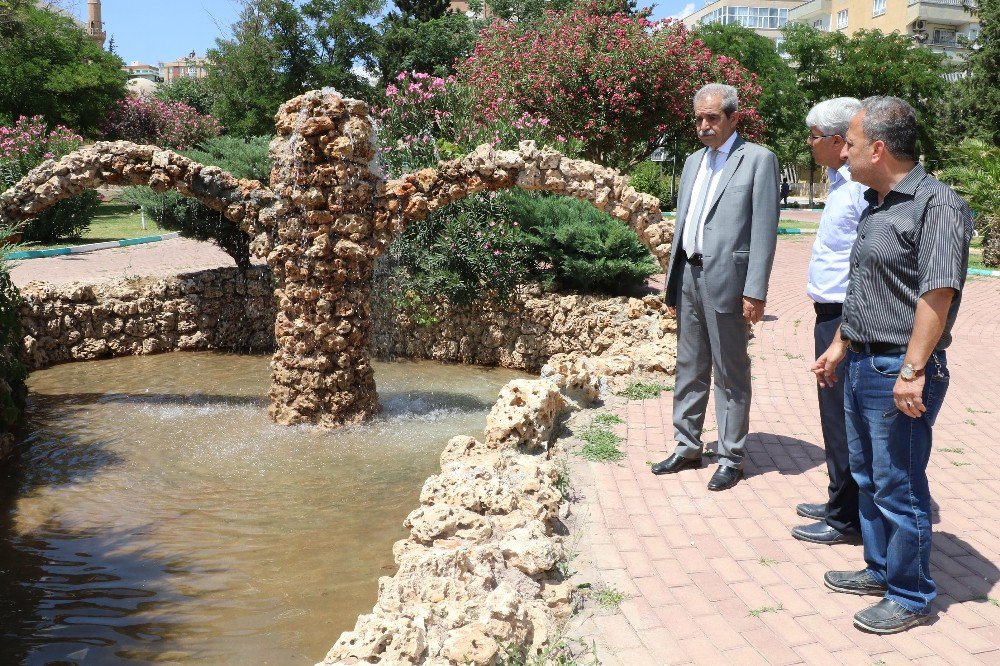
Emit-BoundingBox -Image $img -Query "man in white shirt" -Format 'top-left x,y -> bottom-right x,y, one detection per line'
652,83 -> 779,491
793,97 -> 868,544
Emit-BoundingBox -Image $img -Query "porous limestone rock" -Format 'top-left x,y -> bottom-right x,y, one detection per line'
485,379 -> 566,452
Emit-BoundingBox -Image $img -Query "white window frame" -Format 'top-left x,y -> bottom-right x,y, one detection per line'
873,0 -> 886,17
837,9 -> 849,29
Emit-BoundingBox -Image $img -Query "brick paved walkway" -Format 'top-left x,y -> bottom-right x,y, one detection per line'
566,236 -> 1000,665
9,237 -> 237,288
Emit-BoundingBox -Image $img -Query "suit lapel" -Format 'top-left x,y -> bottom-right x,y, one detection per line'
706,136 -> 745,215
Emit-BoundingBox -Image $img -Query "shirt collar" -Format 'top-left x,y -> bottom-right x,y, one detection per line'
715,131 -> 739,156
863,163 -> 926,205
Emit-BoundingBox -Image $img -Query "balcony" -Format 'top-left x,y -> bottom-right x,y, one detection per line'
788,0 -> 831,23
907,0 -> 978,28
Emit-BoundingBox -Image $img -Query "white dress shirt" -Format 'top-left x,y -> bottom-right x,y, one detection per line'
806,165 -> 868,304
683,131 -> 739,256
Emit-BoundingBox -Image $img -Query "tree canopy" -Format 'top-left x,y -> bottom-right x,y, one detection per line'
205,0 -> 382,136
0,0 -> 126,134
781,24 -> 948,160
694,22 -> 807,167
943,0 -> 1000,146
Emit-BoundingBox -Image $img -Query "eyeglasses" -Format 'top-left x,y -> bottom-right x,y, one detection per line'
807,133 -> 839,144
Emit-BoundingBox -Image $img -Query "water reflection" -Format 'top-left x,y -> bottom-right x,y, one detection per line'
0,353 -> 527,664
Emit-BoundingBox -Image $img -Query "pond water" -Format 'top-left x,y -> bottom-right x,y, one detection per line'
0,353 -> 528,664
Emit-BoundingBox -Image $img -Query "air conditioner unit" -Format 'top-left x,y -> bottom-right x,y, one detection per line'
915,20 -> 926,31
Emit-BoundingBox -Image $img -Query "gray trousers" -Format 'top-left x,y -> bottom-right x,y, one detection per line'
672,261 -> 752,468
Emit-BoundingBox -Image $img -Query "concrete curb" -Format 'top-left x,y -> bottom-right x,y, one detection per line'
9,232 -> 181,260
777,227 -> 817,235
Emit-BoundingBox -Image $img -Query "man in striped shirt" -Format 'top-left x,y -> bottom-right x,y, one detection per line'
812,96 -> 974,634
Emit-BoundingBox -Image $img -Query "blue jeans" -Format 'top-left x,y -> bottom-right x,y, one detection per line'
844,350 -> 949,614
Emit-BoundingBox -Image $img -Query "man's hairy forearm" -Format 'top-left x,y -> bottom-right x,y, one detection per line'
905,288 -> 956,370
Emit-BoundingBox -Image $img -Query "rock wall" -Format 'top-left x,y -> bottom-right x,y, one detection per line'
18,268 -> 677,378
374,288 -> 676,374
319,376 -> 580,665
18,267 -> 275,371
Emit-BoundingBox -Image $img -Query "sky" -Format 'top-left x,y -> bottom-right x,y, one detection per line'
65,0 -> 702,67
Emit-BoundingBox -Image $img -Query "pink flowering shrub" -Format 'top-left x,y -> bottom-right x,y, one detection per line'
0,116 -> 99,243
457,6 -> 764,167
375,71 -> 573,178
102,97 -> 222,150
0,115 -> 83,180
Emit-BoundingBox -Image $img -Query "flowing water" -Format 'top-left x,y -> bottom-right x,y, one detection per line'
0,352 -> 528,664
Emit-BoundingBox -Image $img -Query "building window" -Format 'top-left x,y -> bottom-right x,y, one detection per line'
837,9 -> 849,29
873,0 -> 886,17
699,6 -> 788,29
933,29 -> 957,46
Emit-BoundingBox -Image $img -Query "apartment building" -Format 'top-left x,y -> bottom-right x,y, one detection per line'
122,62 -> 162,83
159,54 -> 211,84
680,0 -> 806,47
789,0 -> 979,58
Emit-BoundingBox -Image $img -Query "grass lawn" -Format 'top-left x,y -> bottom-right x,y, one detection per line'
969,236 -> 992,272
25,203 -> 166,250
779,220 -> 819,230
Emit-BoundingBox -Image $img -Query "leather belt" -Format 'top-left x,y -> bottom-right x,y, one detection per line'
813,302 -> 843,316
684,251 -> 703,267
848,341 -> 907,355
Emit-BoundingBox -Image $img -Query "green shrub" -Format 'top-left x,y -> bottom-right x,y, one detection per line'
0,235 -> 27,450
376,192 -> 533,309
938,138 -> 1000,267
119,135 -> 272,269
502,190 -> 658,294
628,161 -> 673,210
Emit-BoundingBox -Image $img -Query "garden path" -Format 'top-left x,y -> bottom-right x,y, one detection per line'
566,234 -> 1000,664
9,237 -> 238,287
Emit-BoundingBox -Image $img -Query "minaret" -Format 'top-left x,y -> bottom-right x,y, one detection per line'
87,0 -> 106,47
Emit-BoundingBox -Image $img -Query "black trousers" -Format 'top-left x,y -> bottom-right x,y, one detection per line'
815,311 -> 860,533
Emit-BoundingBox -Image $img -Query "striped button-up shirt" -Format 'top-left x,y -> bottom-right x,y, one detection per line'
841,164 -> 974,350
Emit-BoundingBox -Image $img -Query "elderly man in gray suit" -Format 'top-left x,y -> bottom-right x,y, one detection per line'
651,83 -> 780,491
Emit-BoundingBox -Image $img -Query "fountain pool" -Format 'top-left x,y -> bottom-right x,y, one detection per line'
0,352 -> 529,664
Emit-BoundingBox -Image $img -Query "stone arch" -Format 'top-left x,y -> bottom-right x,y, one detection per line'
1,90 -> 673,429
0,141 -> 277,243
378,142 -> 673,270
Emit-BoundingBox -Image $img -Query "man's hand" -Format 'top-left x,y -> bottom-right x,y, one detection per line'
742,297 -> 765,325
666,306 -> 676,318
812,338 -> 848,388
894,375 -> 926,418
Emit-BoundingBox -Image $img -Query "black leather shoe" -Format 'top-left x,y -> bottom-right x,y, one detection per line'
796,502 -> 827,521
706,465 -> 742,491
854,598 -> 929,634
792,521 -> 862,545
824,570 -> 887,596
650,453 -> 702,475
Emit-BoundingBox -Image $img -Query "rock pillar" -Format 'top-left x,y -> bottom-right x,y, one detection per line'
267,91 -> 381,427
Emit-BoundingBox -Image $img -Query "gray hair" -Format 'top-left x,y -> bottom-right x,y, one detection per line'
805,97 -> 861,137
694,83 -> 739,116
859,96 -> 918,161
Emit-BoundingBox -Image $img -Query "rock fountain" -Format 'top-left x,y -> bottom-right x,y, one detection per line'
0,90 -> 672,429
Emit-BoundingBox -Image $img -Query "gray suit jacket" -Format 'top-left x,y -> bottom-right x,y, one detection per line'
664,135 -> 780,314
